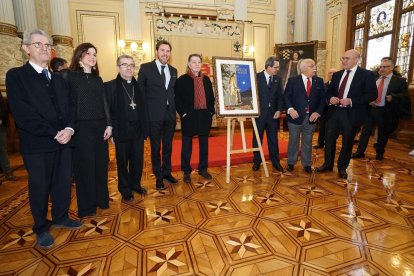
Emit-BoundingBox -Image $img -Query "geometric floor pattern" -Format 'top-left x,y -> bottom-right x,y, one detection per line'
0,131 -> 414,275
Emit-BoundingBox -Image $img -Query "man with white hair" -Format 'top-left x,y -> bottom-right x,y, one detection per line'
284,59 -> 326,173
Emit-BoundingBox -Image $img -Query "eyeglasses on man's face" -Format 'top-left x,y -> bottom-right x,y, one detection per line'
28,42 -> 53,50
118,63 -> 135,69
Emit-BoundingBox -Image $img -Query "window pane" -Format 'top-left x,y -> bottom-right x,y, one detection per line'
403,0 -> 414,10
366,34 -> 392,70
356,12 -> 365,26
354,28 -> 364,54
369,1 -> 395,36
396,11 -> 414,79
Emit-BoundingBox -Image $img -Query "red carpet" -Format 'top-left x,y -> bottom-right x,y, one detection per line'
171,132 -> 288,171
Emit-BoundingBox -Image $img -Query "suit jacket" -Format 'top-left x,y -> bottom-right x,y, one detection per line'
284,75 -> 326,125
175,74 -> 215,136
6,62 -> 75,154
105,74 -> 148,142
138,60 -> 177,122
327,67 -> 377,127
256,71 -> 283,119
384,75 -> 410,133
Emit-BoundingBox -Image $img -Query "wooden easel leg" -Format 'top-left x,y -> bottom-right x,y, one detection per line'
226,118 -> 232,183
230,119 -> 236,150
251,117 -> 269,177
239,118 -> 247,151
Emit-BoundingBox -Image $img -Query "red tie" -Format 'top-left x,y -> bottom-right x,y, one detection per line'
306,78 -> 311,112
375,76 -> 386,104
338,70 -> 351,99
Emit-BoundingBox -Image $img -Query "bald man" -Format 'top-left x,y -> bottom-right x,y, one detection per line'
315,50 -> 377,179
314,68 -> 337,149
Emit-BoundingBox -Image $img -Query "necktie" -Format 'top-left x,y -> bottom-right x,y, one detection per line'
338,70 -> 351,99
375,76 -> 386,104
268,76 -> 272,89
161,65 -> 166,88
42,68 -> 50,82
306,77 -> 311,97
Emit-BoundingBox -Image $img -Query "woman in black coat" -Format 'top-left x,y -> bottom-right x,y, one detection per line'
175,54 -> 215,184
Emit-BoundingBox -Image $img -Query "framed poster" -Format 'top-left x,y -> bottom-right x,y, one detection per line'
275,41 -> 318,89
212,57 -> 259,117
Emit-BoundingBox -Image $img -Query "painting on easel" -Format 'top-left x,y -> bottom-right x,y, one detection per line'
212,57 -> 260,117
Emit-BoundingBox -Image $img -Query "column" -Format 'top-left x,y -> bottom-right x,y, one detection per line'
12,0 -> 38,34
275,0 -> 288,44
124,0 -> 144,64
294,0 -> 307,42
49,0 -> 73,61
311,0 -> 327,79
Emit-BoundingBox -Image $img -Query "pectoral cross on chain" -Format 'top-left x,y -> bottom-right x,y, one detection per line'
129,100 -> 136,110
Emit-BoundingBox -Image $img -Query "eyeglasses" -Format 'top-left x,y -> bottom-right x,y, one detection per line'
119,63 -> 135,69
379,65 -> 391,68
28,42 -> 52,50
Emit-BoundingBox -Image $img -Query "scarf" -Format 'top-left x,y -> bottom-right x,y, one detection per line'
187,68 -> 207,110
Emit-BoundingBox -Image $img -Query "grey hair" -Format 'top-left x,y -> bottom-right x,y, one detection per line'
381,58 -> 395,67
22,29 -> 52,45
116,54 -> 134,65
299,58 -> 314,72
264,56 -> 279,69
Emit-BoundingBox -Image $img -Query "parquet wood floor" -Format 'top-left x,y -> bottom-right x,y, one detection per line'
0,131 -> 413,275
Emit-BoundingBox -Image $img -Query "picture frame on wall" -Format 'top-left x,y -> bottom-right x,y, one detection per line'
275,41 -> 318,89
212,57 -> 260,117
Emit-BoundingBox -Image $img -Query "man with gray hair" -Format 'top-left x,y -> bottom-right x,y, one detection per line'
284,59 -> 326,173
6,29 -> 82,250
252,56 -> 284,172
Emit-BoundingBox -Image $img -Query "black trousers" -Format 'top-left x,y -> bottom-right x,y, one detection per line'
73,120 -> 109,217
115,121 -> 144,197
324,108 -> 356,170
317,115 -> 326,146
357,107 -> 388,155
252,109 -> 280,165
181,135 -> 209,174
23,147 -> 72,234
149,108 -> 176,179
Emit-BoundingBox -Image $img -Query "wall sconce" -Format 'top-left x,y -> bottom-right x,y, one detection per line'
118,39 -> 148,60
242,44 -> 255,57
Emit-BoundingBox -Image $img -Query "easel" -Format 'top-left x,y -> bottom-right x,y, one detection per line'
226,117 -> 269,183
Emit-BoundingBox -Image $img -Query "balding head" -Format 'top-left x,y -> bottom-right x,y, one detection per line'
341,49 -> 360,70
300,58 -> 316,78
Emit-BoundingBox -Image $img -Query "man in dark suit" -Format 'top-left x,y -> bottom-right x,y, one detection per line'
105,55 -> 148,202
138,40 -> 178,190
6,29 -> 82,250
352,58 -> 409,160
252,56 -> 284,172
284,59 -> 326,173
314,68 -> 337,149
315,49 -> 377,179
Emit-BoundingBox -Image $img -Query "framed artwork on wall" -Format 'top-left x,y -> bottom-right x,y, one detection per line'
212,57 -> 260,117
275,41 -> 318,89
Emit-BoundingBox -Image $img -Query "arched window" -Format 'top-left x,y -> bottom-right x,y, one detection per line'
349,0 -> 414,81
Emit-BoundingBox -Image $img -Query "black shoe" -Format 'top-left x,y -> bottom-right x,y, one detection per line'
304,166 -> 313,173
351,152 -> 365,159
338,169 -> 348,179
273,163 -> 284,172
156,179 -> 165,190
315,164 -> 333,173
133,187 -> 147,195
313,144 -> 324,149
252,163 -> 260,171
183,174 -> 191,183
375,154 -> 384,160
199,171 -> 212,180
287,164 -> 294,172
122,194 -> 134,203
163,174 -> 178,184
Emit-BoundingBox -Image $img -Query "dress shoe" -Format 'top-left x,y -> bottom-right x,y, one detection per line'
375,154 -> 384,160
163,174 -> 178,184
273,163 -> 284,172
133,187 -> 147,195
338,169 -> 348,179
313,144 -> 324,149
351,152 -> 365,159
5,172 -> 17,181
156,179 -> 165,190
199,171 -> 212,180
304,166 -> 313,173
36,231 -> 55,250
122,194 -> 134,203
183,173 -> 191,184
315,164 -> 333,173
287,164 -> 294,172
252,163 -> 260,171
